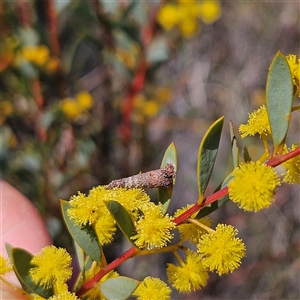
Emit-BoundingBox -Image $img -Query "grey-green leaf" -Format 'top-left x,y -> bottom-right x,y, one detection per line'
10,248 -> 54,298
158,142 -> 177,209
197,116 -> 224,196
100,276 -> 139,300
61,200 -> 102,262
229,121 -> 239,168
266,51 -> 293,149
105,200 -> 137,245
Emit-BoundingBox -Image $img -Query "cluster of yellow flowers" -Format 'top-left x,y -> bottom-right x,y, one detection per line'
60,91 -> 94,120
1,52 -> 299,300
16,44 -> 59,74
157,0 -> 222,37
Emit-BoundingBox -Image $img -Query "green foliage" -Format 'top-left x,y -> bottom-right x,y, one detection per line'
105,200 -> 137,245
100,276 -> 139,300
266,51 -> 294,150
61,200 -> 102,262
197,116 -> 224,196
158,142 -> 177,211
1,1 -> 299,299
10,248 -> 54,298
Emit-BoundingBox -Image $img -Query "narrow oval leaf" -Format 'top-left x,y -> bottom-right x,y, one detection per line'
266,51 -> 293,148
229,121 -> 239,168
197,116 -> 224,196
105,200 -> 137,245
158,142 -> 177,208
61,200 -> 101,262
100,276 -> 139,300
10,248 -> 54,298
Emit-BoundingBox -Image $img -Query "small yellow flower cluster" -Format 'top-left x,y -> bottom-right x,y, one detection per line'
133,276 -> 171,300
286,54 -> 300,97
68,186 -> 175,249
60,91 -> 94,120
157,0 -> 222,37
239,104 -> 271,138
16,44 -> 59,73
131,202 -> 176,249
166,223 -> 245,293
29,245 -> 72,298
228,161 -> 281,212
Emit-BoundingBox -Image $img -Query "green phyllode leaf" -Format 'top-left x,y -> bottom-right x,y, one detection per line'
105,200 -> 137,245
158,142 -> 177,211
100,276 -> 139,300
197,116 -> 224,196
266,51 -> 293,149
10,248 -> 54,298
229,121 -> 239,168
61,200 -> 102,262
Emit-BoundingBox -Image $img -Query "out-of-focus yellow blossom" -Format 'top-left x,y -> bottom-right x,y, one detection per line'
0,101 -> 13,125
143,100 -> 159,117
22,45 -> 50,67
282,144 -> 300,184
60,98 -> 83,119
198,1 -> 222,24
157,4 -> 181,30
179,18 -> 199,37
286,54 -> 300,97
133,277 -> 171,300
60,92 -> 93,119
157,0 -> 221,38
76,91 -> 94,110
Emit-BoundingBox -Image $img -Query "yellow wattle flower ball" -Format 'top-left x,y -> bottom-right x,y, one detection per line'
157,4 -> 180,30
76,91 -> 94,110
60,98 -> 83,119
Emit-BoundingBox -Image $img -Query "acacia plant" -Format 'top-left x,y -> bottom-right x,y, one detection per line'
1,51 -> 300,300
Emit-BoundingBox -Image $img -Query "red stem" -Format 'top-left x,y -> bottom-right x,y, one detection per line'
75,146 -> 300,297
76,247 -> 138,297
267,147 -> 300,168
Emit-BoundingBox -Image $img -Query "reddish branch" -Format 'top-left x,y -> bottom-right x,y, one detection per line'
75,146 -> 299,297
119,1 -> 167,144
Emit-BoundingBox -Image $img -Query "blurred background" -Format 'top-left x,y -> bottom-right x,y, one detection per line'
1,1 -> 299,299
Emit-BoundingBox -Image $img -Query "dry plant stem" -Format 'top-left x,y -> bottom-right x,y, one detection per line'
76,148 -> 300,297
